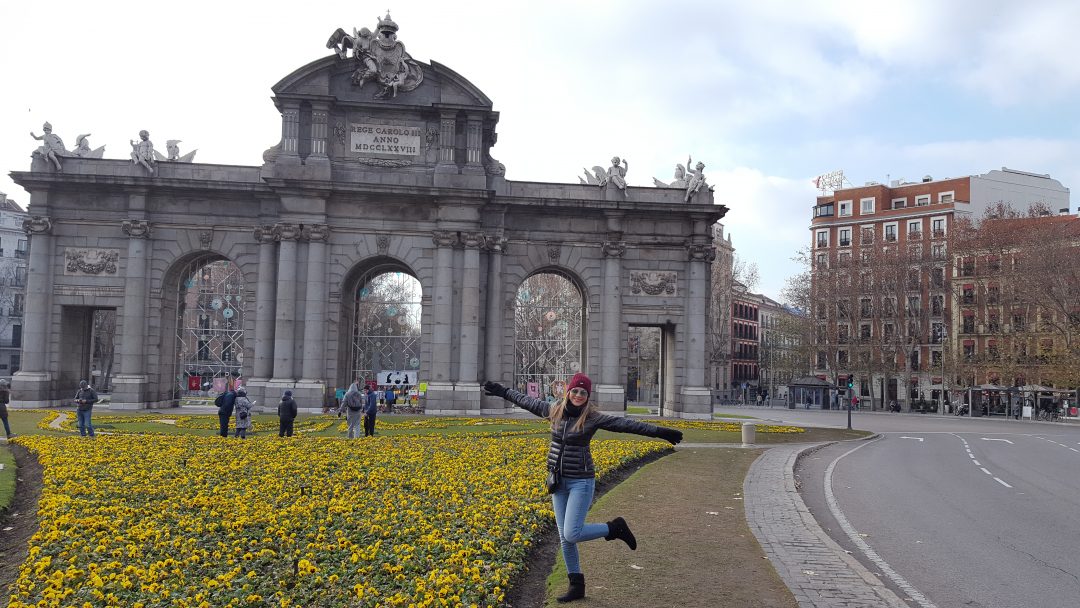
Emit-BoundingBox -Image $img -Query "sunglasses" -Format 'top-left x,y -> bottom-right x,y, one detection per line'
568,388 -> 589,397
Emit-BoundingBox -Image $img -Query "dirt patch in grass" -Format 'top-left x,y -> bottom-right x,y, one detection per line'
0,443 -> 42,597
537,447 -> 797,608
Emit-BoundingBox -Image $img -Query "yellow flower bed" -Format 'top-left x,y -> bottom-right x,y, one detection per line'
9,435 -> 666,607
657,420 -> 805,434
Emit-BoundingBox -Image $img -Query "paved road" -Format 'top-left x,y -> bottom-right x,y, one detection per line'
724,406 -> 1080,608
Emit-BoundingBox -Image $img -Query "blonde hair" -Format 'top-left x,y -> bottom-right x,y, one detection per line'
549,393 -> 593,433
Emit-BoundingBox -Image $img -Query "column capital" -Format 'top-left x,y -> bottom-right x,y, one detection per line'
602,240 -> 627,258
121,219 -> 153,239
461,231 -> 485,249
485,235 -> 507,253
686,242 -> 716,262
432,230 -> 458,248
273,222 -> 302,241
301,223 -> 330,242
254,224 -> 276,244
22,216 -> 52,235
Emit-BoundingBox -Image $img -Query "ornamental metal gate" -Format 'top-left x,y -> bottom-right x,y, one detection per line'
351,271 -> 422,389
174,257 -> 245,396
513,271 -> 584,399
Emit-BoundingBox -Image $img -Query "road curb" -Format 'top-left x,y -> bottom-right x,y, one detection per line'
744,443 -> 909,607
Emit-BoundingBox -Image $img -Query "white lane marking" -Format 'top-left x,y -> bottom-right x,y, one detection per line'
981,438 -> 1014,444
968,454 -> 975,459
1070,448 -> 1079,453
995,478 -> 1013,488
824,438 -> 938,608
972,460 -> 981,466
900,436 -> 924,442
980,467 -> 992,475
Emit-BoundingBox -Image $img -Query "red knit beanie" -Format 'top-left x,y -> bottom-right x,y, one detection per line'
567,372 -> 592,396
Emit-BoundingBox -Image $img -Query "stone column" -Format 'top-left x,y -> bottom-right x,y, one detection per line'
482,235 -> 507,413
680,242 -> 716,418
426,230 -> 457,413
300,224 -> 329,382
271,223 -> 301,383
251,225 -> 277,381
596,239 -> 627,413
111,219 -> 153,408
12,216 -> 54,406
455,232 -> 483,413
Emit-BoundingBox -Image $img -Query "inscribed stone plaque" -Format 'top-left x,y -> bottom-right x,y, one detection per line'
350,124 -> 422,156
630,270 -> 677,296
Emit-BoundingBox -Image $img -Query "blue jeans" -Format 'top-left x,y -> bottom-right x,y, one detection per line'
551,476 -> 609,574
1,415 -> 10,437
76,409 -> 95,437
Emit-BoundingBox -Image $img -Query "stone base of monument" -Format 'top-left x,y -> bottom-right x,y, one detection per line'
675,387 -> 713,420
423,382 -> 458,415
109,374 -> 149,410
11,370 -> 54,409
594,384 -> 627,416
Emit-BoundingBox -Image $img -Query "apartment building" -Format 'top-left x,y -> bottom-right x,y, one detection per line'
809,168 -> 1069,409
0,193 -> 27,381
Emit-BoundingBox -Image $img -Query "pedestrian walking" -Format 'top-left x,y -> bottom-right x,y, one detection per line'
340,383 -> 364,439
0,379 -> 12,440
215,386 -> 237,438
384,387 -> 396,412
363,386 -> 379,437
234,388 -> 253,439
805,394 -> 813,410
278,390 -> 298,437
482,372 -> 683,603
74,380 -> 99,438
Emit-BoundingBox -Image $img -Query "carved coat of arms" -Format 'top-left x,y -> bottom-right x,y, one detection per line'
327,12 -> 424,99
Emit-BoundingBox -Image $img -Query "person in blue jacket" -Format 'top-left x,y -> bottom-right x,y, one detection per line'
363,386 -> 379,436
483,372 -> 683,603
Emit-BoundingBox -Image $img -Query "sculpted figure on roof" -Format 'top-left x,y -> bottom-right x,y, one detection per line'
327,12 -> 424,99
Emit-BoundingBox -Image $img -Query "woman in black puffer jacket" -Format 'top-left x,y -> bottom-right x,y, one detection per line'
483,372 -> 682,603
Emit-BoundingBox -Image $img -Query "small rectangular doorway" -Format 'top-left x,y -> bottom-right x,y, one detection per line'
626,325 -> 667,415
60,306 -> 116,394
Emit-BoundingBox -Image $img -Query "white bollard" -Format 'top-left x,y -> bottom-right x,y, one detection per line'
742,422 -> 756,445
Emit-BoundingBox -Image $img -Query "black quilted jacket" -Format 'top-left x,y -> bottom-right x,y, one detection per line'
504,388 -> 663,479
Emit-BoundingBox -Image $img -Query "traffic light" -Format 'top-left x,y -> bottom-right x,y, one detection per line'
847,378 -> 854,390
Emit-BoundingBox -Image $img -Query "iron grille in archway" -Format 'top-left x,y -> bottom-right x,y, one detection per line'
174,258 -> 245,395
351,271 -> 422,386
514,271 -> 584,398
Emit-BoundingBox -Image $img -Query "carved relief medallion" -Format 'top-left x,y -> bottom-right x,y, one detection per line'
602,241 -> 626,258
198,230 -> 213,249
64,248 -> 120,276
376,235 -> 390,254
253,224 -> 276,244
461,232 -> 485,249
630,271 -> 678,296
273,223 -> 302,241
302,224 -> 330,242
547,244 -> 561,264
22,216 -> 52,235
121,219 -> 152,239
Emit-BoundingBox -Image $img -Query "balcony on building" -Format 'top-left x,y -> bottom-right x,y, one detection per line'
932,229 -> 947,239
13,248 -> 27,259
908,229 -> 922,240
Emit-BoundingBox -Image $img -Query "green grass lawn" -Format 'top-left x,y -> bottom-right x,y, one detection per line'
0,445 -> 14,511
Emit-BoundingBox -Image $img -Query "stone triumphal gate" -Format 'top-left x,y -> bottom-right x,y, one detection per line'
12,15 -> 726,416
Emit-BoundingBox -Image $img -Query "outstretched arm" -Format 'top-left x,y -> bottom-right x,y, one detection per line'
595,414 -> 683,444
31,132 -> 43,140
483,381 -> 550,418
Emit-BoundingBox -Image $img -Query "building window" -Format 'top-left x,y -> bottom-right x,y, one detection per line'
962,315 -> 975,334
908,220 -> 922,239
838,350 -> 849,366
932,243 -> 946,260
838,228 -> 851,247
884,223 -> 898,242
860,226 -> 874,245
814,203 -> 834,218
959,258 -> 974,277
988,312 -> 999,333
816,230 -> 829,248
883,297 -> 897,317
838,324 -> 850,344
838,251 -> 851,266
837,301 -> 849,319
14,240 -> 27,259
907,268 -> 920,290
860,298 -> 872,318
931,267 -> 944,288
860,323 -> 871,341
9,354 -> 19,374
939,191 -> 954,204
915,195 -> 930,206
860,197 -> 875,214
961,285 -> 975,305
932,218 -> 947,238
987,256 -> 1001,272
931,322 -> 944,344
931,350 -> 942,366
838,200 -> 852,217
892,198 -> 907,210
931,294 -> 944,316
987,285 -> 999,305
816,253 -> 828,268
907,296 -> 921,316
963,342 -> 976,362
883,322 -> 895,341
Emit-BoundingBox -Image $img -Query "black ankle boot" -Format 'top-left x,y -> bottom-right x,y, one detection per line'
556,573 -> 585,603
604,516 -> 637,550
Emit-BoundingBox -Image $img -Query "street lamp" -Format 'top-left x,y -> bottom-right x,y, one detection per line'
847,377 -> 854,430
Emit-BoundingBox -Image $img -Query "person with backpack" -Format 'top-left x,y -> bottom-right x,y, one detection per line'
363,386 -> 379,437
74,380 -> 99,438
278,390 -> 298,437
215,387 -> 237,438
482,372 -> 683,603
384,387 -> 396,412
233,388 -> 253,439
0,379 -> 12,440
339,383 -> 364,439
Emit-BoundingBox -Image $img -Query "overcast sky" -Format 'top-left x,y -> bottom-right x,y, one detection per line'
3,0 -> 1079,300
